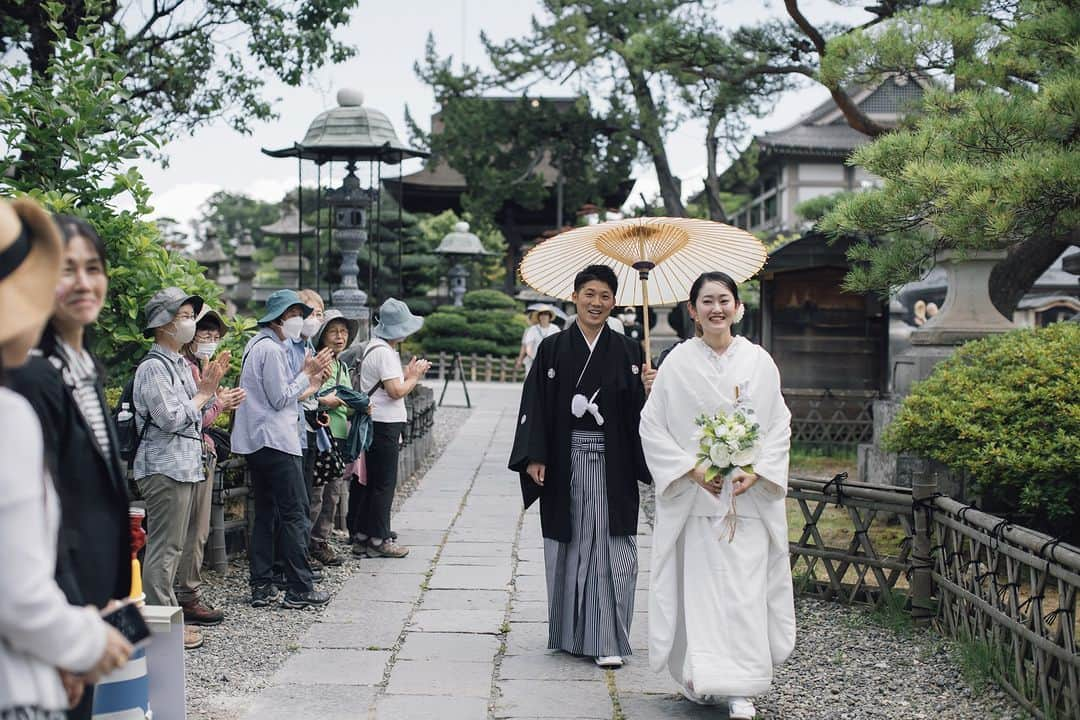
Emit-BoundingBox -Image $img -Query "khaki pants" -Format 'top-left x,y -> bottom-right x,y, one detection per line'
137,474 -> 196,607
309,473 -> 344,547
175,453 -> 216,603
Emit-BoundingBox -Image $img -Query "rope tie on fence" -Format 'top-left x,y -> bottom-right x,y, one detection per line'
822,471 -> 848,507
975,569 -> 997,585
1039,537 -> 1064,563
989,518 -> 1012,550
1042,605 -> 1073,627
945,549 -> 964,566
912,491 -> 944,523
956,504 -> 978,522
1017,594 -> 1045,615
995,581 -> 1021,603
899,534 -> 914,551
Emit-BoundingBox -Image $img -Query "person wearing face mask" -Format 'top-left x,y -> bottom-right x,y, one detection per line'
295,289 -> 326,531
174,307 -> 245,629
132,288 -> 230,634
231,290 -> 334,609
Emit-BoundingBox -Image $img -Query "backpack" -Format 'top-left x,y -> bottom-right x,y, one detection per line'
113,352 -> 170,466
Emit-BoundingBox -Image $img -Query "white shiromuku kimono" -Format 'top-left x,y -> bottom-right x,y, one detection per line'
640,335 -> 795,699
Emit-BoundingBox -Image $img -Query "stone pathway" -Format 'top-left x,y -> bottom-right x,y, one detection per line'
240,384 -> 688,720
239,383 -> 1023,720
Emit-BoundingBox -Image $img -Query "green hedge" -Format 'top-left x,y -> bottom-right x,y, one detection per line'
414,290 -> 526,357
884,323 -> 1080,525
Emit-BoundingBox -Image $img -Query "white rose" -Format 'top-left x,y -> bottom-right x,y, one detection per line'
729,424 -> 746,439
732,446 -> 756,467
709,444 -> 731,468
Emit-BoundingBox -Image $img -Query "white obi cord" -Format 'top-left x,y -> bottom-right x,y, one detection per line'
570,388 -> 604,426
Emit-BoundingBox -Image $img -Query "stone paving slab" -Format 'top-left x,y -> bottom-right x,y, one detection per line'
428,563 -> 512,590
330,573 -> 424,604
397,631 -> 500,662
419,588 -> 509,611
508,600 -> 549,623
385,658 -> 493,696
271,649 -> 390,686
410,608 -> 506,634
503,622 -> 550,656
499,653 -> 606,681
373,694 -> 490,720
494,679 -> 613,719
243,684 -> 378,720
299,622 -> 392,651
618,693 -> 730,719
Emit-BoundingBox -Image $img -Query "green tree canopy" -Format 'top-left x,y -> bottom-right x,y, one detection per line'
816,0 -> 1079,315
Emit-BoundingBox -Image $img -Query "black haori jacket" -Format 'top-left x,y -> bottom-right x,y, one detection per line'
509,323 -> 652,542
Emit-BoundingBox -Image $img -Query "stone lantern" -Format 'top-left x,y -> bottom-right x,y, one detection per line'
435,221 -> 491,306
231,232 -> 257,313
325,163 -> 377,321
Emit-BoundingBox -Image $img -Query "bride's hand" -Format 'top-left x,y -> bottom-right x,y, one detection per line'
690,466 -> 723,495
731,469 -> 758,496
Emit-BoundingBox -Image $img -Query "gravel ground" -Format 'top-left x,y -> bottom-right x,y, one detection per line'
755,598 -> 1026,719
641,483 -> 1028,719
185,405 -> 472,720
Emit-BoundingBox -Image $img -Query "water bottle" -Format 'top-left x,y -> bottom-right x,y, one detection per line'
117,402 -> 133,423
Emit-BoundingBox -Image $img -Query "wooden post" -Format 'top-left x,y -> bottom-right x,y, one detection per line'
498,357 -> 507,382
438,352 -> 446,380
911,472 -> 937,625
470,353 -> 478,382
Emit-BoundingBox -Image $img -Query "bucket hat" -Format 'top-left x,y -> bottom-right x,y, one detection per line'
314,308 -> 360,350
258,288 -> 313,325
527,303 -> 560,323
143,287 -> 204,338
195,305 -> 228,337
372,298 -> 423,341
0,198 -> 63,347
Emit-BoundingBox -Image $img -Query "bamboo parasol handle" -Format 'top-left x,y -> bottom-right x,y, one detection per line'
634,261 -> 655,370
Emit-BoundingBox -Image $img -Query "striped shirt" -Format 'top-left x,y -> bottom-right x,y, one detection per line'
133,343 -> 206,483
55,341 -> 110,456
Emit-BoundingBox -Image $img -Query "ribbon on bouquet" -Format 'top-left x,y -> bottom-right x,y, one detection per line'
712,471 -> 739,542
570,388 -> 604,426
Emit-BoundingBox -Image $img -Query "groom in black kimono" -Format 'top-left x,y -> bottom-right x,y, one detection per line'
509,264 -> 652,668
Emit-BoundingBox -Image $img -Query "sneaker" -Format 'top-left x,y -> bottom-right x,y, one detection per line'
367,539 -> 409,558
180,598 -> 224,626
311,541 -> 344,567
280,589 -> 331,609
594,655 -> 623,668
183,625 -> 204,650
307,553 -> 325,571
351,542 -> 367,558
311,568 -> 324,583
728,697 -> 756,719
250,584 -> 278,608
272,574 -> 288,592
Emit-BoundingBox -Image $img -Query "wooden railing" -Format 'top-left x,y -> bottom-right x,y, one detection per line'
783,388 -> 877,451
787,471 -> 1080,718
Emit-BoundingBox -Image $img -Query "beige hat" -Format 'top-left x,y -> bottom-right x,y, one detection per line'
0,198 -> 62,347
195,305 -> 228,337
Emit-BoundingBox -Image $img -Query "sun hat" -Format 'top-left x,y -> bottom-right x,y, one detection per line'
527,303 -> 558,323
313,308 -> 360,350
258,288 -> 313,325
195,305 -> 228,337
372,297 -> 424,341
143,287 -> 204,338
0,198 -> 63,347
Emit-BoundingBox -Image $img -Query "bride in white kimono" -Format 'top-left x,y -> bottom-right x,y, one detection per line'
640,271 -> 794,720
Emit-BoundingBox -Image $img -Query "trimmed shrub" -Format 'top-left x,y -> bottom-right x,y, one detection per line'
884,323 -> 1080,524
415,290 -> 527,357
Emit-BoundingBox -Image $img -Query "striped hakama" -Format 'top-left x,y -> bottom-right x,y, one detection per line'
544,430 -> 637,657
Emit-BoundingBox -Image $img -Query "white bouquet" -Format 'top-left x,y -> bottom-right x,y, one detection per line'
694,399 -> 761,541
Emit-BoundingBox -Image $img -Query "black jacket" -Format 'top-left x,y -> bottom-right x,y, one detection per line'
509,324 -> 652,542
9,352 -> 132,608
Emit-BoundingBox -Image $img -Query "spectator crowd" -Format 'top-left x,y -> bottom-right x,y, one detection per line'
0,197 -> 427,718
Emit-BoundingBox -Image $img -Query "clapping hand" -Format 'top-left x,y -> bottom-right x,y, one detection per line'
404,356 -> 431,380
303,348 -> 334,389
217,387 -> 245,411
197,351 -> 230,395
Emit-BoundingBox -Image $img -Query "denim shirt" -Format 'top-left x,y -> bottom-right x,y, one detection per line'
231,328 -> 310,457
133,343 -> 206,482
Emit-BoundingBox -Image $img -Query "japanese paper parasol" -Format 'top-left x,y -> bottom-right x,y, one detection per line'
518,216 -> 768,366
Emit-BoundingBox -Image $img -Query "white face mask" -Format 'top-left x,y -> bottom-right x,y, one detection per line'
194,341 -> 218,360
301,316 -> 321,338
169,318 -> 197,344
281,316 -> 304,342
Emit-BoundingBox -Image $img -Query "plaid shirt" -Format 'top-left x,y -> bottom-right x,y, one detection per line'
133,344 -> 207,482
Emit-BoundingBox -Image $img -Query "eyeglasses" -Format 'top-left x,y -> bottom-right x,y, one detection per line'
175,313 -> 196,321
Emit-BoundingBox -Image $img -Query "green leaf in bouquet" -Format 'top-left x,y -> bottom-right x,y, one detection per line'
705,466 -> 720,482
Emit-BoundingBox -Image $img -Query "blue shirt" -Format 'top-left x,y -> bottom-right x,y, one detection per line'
289,339 -> 312,449
231,328 -> 310,457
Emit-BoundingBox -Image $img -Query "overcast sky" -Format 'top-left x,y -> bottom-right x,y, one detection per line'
135,0 -> 871,232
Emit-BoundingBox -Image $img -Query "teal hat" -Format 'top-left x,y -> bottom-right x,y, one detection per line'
372,297 -> 423,340
258,289 -> 313,325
